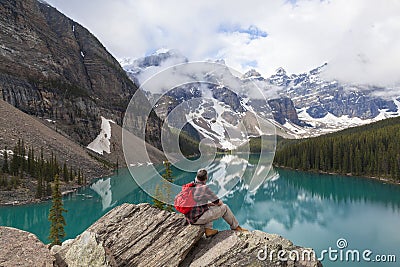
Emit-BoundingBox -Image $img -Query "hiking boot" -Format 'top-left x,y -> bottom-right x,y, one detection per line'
205,228 -> 219,237
234,226 -> 248,232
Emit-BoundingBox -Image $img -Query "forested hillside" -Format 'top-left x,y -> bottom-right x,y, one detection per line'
274,117 -> 400,180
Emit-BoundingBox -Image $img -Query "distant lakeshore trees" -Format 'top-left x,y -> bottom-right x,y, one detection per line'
274,117 -> 400,181
0,139 -> 86,197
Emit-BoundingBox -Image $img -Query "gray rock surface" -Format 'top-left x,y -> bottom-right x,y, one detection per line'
53,203 -> 322,267
268,97 -> 304,126
88,203 -> 204,267
0,226 -> 54,267
182,230 -> 322,267
52,231 -> 112,267
54,203 -> 204,267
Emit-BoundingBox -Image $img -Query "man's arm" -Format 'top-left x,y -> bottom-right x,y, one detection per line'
193,184 -> 220,205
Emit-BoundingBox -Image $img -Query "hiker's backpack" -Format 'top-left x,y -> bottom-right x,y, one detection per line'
174,182 -> 196,214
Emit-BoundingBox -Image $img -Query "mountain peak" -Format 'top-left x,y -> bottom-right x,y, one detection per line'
242,69 -> 262,79
154,47 -> 170,54
309,62 -> 328,75
214,58 -> 226,65
275,67 -> 287,76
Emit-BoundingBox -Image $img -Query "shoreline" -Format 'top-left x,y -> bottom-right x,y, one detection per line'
0,186 -> 83,207
3,164 -> 399,207
0,169 -> 115,207
274,165 -> 400,186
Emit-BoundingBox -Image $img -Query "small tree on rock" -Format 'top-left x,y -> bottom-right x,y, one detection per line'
48,174 -> 67,247
152,161 -> 174,211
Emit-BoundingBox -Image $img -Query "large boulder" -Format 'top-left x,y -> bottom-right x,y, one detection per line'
51,231 -> 111,267
0,226 -> 54,267
53,203 -> 322,267
53,203 -> 204,267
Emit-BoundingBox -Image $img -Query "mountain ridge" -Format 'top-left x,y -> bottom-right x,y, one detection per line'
120,49 -> 400,144
0,0 -> 162,149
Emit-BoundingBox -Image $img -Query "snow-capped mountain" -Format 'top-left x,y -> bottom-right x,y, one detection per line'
268,63 -> 400,136
119,49 -> 400,145
121,49 -> 188,86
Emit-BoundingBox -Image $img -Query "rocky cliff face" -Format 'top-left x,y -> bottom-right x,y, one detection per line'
267,97 -> 303,126
48,203 -> 322,267
0,0 -> 161,147
268,64 -> 398,120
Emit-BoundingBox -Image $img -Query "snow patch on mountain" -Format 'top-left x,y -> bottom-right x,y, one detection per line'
295,100 -> 400,137
87,117 -> 115,155
282,120 -> 309,136
184,98 -> 243,150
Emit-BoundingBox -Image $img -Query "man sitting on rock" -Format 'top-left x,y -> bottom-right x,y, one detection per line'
185,169 -> 248,237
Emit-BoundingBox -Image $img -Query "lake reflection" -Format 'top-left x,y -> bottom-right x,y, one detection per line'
1,155 -> 399,267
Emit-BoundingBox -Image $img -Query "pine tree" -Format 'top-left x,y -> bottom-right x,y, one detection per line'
0,171 -> 5,188
36,175 -> 43,198
17,169 -> 23,186
3,174 -> 8,188
152,184 -> 166,210
27,147 -> 32,174
11,175 -> 17,189
31,147 -> 36,176
152,161 -> 175,211
164,160 -> 175,211
48,174 -> 67,247
62,162 -> 68,182
77,169 -> 82,185
69,166 -> 73,182
21,139 -> 26,172
46,181 -> 52,197
2,147 -> 9,173
10,144 -> 19,175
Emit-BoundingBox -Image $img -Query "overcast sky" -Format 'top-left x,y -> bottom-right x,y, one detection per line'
45,0 -> 400,91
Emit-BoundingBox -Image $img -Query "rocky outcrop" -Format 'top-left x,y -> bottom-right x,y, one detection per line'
268,97 -> 304,126
52,203 -> 322,267
0,226 -> 54,267
182,230 -> 321,267
51,232 -> 112,267
0,0 -> 162,148
53,203 -> 204,267
1,203 -> 321,266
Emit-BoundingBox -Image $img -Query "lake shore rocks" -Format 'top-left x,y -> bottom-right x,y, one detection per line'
0,226 -> 54,267
53,203 -> 322,267
2,203 -> 322,266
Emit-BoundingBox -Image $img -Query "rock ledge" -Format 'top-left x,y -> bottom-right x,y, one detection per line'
53,203 -> 322,267
1,203 -> 322,266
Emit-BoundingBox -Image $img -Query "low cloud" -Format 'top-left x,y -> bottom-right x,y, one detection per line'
46,0 -> 400,96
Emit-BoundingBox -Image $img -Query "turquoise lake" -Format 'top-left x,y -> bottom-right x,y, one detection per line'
0,154 -> 399,267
